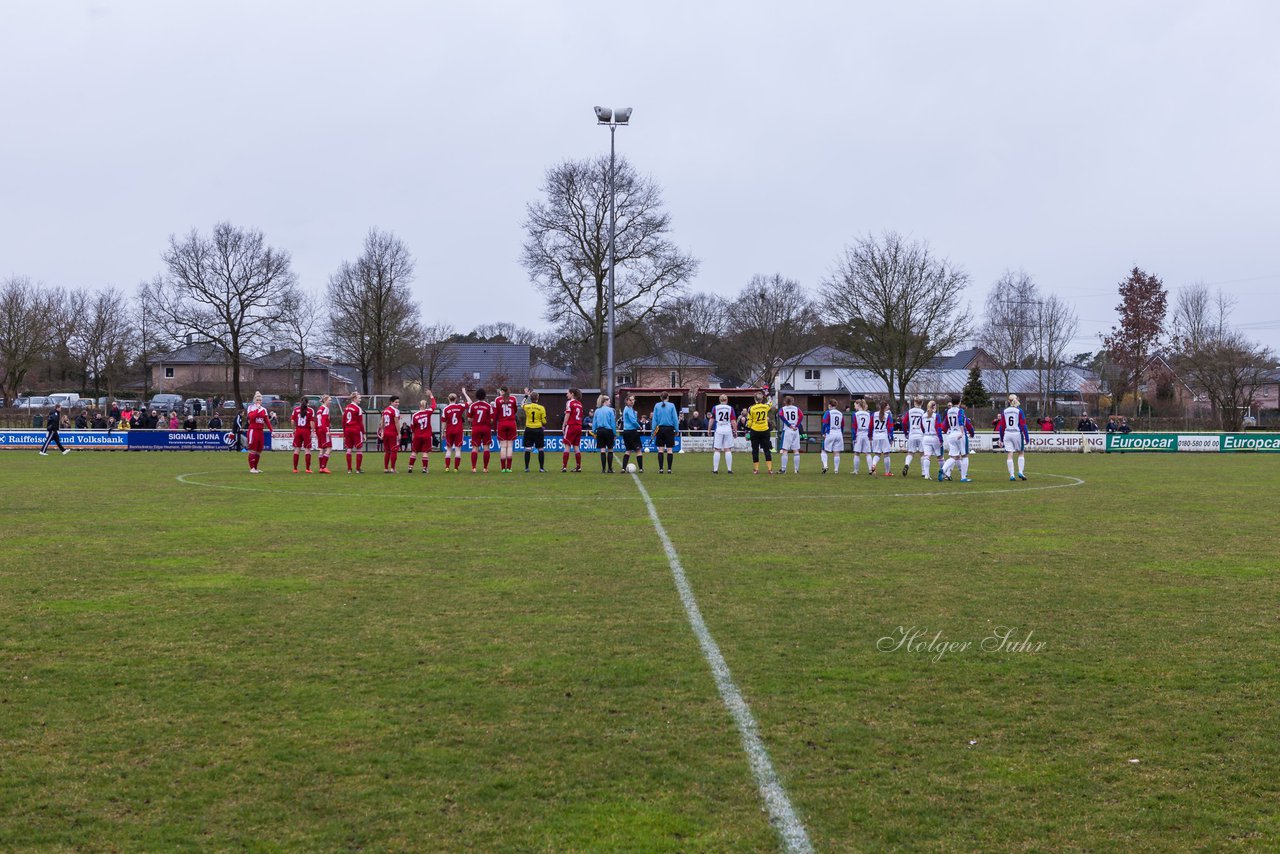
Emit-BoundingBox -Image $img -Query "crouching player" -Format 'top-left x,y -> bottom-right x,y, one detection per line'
408,395 -> 436,473
1000,393 -> 1029,481
291,397 -> 315,473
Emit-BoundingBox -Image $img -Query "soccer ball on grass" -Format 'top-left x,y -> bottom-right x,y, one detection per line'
626,463 -> 637,473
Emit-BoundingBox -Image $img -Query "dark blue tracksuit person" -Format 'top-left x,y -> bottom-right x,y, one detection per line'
40,405 -> 68,455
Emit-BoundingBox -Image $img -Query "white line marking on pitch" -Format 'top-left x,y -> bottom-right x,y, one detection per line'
631,473 -> 814,854
176,470 -> 1084,502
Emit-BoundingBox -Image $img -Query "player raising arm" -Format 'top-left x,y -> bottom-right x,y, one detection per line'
561,388 -> 584,472
408,394 -> 437,473
1000,393 -> 1030,481
650,390 -> 679,474
291,397 -> 315,473
821,398 -> 844,474
343,392 -> 365,473
710,394 -> 736,474
441,393 -> 467,472
778,395 -> 803,474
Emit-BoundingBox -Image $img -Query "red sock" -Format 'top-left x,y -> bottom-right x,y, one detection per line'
389,450 -> 397,470
356,452 -> 363,471
423,456 -> 429,470
292,452 -> 299,469
483,450 -> 491,469
575,452 -> 581,468
445,456 -> 451,470
471,451 -> 478,469
305,453 -> 311,470
346,453 -> 352,472
248,454 -> 255,471
562,451 -> 569,468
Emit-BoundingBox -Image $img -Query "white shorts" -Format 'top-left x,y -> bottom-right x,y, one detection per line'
1003,432 -> 1024,453
822,432 -> 843,453
852,435 -> 871,454
781,427 -> 800,451
923,437 -> 941,457
713,427 -> 736,451
871,435 -> 891,454
906,435 -> 924,454
946,432 -> 969,457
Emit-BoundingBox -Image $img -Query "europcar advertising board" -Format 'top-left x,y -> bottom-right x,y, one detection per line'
1106,433 -> 1179,452
1106,433 -> 1279,453
1220,433 -> 1280,452
0,430 -> 128,448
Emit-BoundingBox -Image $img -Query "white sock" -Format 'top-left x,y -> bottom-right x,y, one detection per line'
905,453 -> 914,468
884,454 -> 891,471
923,458 -> 931,478
943,458 -> 954,477
779,451 -> 787,472
871,455 -> 879,471
1007,458 -> 1015,476
713,451 -> 720,472
852,455 -> 860,473
725,451 -> 732,472
1018,456 -> 1025,474
960,457 -> 970,478
833,452 -> 840,473
820,450 -> 828,470
793,456 -> 799,472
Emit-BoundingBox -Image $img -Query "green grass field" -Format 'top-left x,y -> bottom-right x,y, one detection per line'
3,449 -> 1279,851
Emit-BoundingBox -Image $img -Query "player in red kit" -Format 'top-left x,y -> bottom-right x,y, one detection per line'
462,387 -> 493,472
494,386 -> 519,472
562,387 -> 584,472
380,395 -> 402,473
407,394 -> 436,473
342,392 -> 365,473
314,394 -> 333,473
245,391 -> 272,473
441,392 -> 466,471
291,398 -> 315,473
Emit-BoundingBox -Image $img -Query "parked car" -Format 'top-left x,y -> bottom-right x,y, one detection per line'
222,399 -> 241,411
72,398 -> 96,410
47,393 -> 82,408
183,397 -> 210,415
16,396 -> 53,409
147,393 -> 185,413
115,399 -> 141,412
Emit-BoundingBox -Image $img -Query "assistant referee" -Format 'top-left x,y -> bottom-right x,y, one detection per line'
39,403 -> 69,456
521,388 -> 548,473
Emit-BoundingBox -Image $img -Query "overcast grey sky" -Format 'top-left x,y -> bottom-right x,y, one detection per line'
3,1 -> 1278,354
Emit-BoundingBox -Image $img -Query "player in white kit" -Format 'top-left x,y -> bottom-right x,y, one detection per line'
920,400 -> 943,479
999,393 -> 1029,481
850,399 -> 873,474
778,396 -> 803,474
711,394 -> 737,474
870,400 -> 895,476
901,397 -> 926,477
939,396 -> 973,482
820,398 -> 844,473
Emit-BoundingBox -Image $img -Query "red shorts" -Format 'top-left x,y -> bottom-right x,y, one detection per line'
292,429 -> 312,450
247,431 -> 265,452
412,434 -> 432,454
343,429 -> 364,450
472,430 -> 491,448
497,422 -> 518,442
563,427 -> 583,447
315,429 -> 331,450
445,429 -> 464,449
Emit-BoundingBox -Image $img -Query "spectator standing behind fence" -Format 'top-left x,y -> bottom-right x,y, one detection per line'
1077,413 -> 1098,432
208,413 -> 223,431
74,410 -> 87,429
1119,417 -> 1131,434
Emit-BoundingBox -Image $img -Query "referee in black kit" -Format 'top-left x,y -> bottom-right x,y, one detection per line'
39,402 -> 70,456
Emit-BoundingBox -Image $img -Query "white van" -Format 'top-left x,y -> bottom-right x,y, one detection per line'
48,393 -> 81,407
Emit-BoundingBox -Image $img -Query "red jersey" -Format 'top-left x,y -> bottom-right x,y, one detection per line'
564,398 -> 584,429
315,407 -> 330,433
442,402 -> 466,432
291,406 -> 315,432
494,395 -> 518,425
342,402 -> 364,433
381,405 -> 400,439
411,402 -> 435,437
468,400 -> 493,430
247,405 -> 272,434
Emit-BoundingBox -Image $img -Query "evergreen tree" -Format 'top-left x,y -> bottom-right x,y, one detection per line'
962,364 -> 988,409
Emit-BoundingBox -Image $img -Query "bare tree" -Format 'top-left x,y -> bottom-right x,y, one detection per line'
280,289 -> 324,400
820,232 -> 971,407
471,322 -> 539,345
79,287 -> 131,399
724,274 -> 819,387
326,228 -> 420,392
522,156 -> 698,388
0,277 -> 55,403
1032,294 -> 1079,413
978,271 -> 1038,395
150,223 -> 298,408
135,278 -> 163,402
1170,284 -> 1276,431
410,322 -> 457,396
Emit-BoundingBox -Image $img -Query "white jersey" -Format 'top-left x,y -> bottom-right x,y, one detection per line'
780,405 -> 801,431
924,409 -> 942,438
944,406 -> 965,435
712,404 -> 736,432
853,409 -> 872,438
872,411 -> 891,438
825,408 -> 844,434
906,407 -> 926,438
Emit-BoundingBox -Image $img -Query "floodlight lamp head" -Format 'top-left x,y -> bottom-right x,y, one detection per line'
594,106 -> 612,123
614,107 -> 632,124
